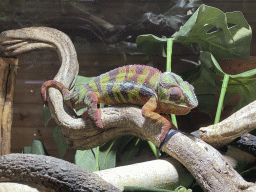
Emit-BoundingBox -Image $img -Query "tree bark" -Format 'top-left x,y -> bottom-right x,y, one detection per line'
199,100 -> 256,148
0,57 -> 18,156
0,154 -> 121,192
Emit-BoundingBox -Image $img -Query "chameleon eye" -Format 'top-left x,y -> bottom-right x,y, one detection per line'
169,87 -> 182,101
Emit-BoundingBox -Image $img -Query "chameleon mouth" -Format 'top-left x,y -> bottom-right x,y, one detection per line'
160,101 -> 194,115
170,101 -> 196,109
173,104 -> 194,115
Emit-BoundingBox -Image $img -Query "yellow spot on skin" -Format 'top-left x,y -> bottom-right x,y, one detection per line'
127,65 -> 137,80
149,73 -> 161,87
102,85 -> 113,104
116,67 -> 126,83
100,74 -> 110,84
113,84 -> 126,103
100,75 -> 113,104
112,84 -> 120,103
89,80 -> 100,98
137,68 -> 150,84
128,88 -> 140,103
78,87 -> 87,103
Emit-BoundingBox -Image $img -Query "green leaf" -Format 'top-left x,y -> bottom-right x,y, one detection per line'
22,146 -> 31,154
119,136 -> 141,163
76,107 -> 88,116
193,51 -> 256,114
75,149 -> 98,172
75,75 -> 94,87
52,126 -> 68,159
30,140 -> 47,155
98,139 -> 117,170
43,105 -> 52,127
22,140 -> 47,155
136,5 -> 251,60
74,135 -> 155,171
147,141 -> 158,157
75,138 -> 117,171
136,34 -> 168,57
173,5 -> 251,61
199,51 -> 226,76
223,78 -> 256,113
120,137 -> 141,163
231,67 -> 256,79
186,52 -> 218,113
225,11 -> 252,61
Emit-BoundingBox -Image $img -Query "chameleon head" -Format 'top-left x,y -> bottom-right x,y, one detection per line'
157,72 -> 198,115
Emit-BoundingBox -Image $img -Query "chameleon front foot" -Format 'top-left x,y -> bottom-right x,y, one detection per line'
159,122 -> 177,142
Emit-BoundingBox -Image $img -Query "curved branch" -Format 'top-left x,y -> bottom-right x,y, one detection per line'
63,106 -> 256,191
0,27 -> 78,88
0,27 -> 80,130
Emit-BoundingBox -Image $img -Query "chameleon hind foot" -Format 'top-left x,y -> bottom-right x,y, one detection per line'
88,108 -> 104,129
76,109 -> 103,129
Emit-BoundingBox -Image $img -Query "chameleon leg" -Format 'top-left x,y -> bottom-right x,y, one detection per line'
84,92 -> 103,129
161,113 -> 177,135
142,97 -> 174,142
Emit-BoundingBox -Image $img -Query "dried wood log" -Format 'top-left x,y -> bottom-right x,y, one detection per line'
1,27 -> 256,191
0,153 -> 121,192
0,57 -> 18,156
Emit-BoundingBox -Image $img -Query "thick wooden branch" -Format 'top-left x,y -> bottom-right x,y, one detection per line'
95,147 -> 255,190
1,27 -> 256,191
61,106 -> 256,191
199,100 -> 256,148
0,147 -> 254,191
0,154 -> 121,192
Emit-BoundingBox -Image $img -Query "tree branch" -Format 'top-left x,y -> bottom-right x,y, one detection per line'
199,100 -> 256,148
0,154 -> 121,191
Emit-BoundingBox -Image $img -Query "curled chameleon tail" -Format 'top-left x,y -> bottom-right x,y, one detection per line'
41,80 -> 102,128
41,80 -> 72,107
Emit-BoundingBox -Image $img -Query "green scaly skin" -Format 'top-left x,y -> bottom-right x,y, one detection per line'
41,65 -> 198,142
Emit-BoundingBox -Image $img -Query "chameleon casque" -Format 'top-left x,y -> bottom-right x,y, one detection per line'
41,65 -> 198,142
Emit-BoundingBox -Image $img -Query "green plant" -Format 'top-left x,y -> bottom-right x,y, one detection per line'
136,4 -> 253,123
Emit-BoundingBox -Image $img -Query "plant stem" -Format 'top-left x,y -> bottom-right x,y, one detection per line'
147,141 -> 158,157
166,38 -> 173,72
166,38 -> 178,127
214,74 -> 230,124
